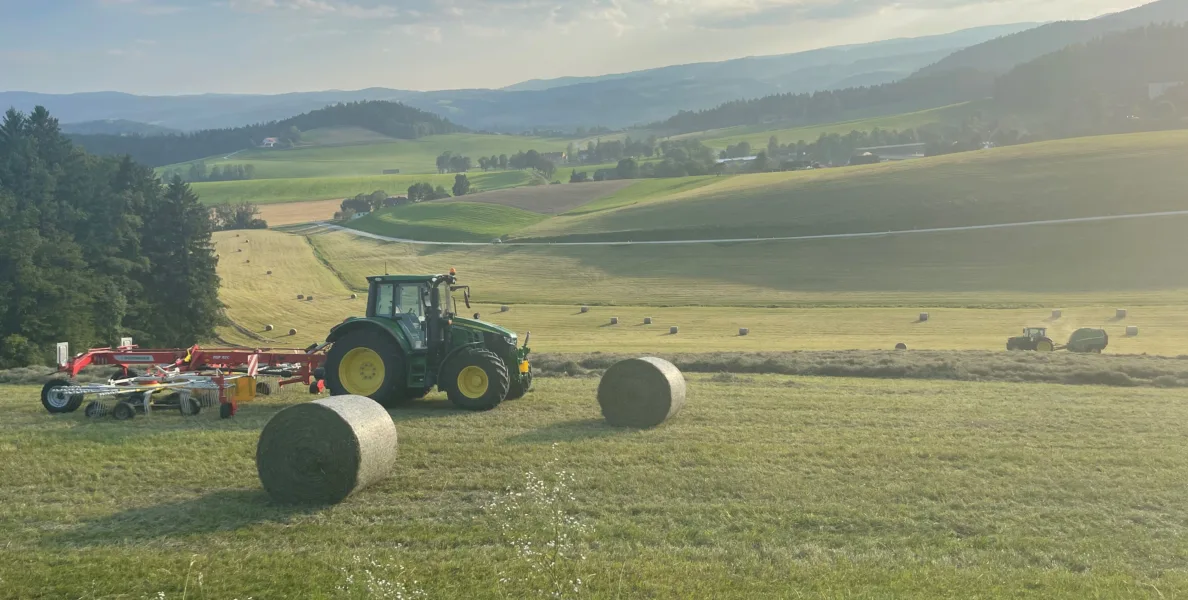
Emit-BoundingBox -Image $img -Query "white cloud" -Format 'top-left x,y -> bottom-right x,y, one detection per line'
98,0 -> 186,15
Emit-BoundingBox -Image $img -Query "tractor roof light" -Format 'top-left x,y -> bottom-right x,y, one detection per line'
449,267 -> 457,275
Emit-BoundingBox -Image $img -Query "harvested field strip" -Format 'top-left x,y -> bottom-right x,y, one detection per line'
346,202 -> 547,242
437,179 -> 634,214
532,350 -> 1188,388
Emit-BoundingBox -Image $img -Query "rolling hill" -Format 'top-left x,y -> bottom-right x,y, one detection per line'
2,24 -> 1035,133
914,0 -> 1188,77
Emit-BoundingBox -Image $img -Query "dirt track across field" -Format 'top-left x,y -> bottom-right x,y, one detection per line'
439,180 -> 634,214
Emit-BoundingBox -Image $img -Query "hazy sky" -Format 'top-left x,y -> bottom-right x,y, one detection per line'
0,0 -> 1148,94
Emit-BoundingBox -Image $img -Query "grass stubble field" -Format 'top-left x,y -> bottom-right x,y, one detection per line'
2,373 -> 1187,598
7,130 -> 1188,597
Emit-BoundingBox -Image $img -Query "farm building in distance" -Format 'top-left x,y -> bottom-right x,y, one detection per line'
261,137 -> 279,148
855,143 -> 926,161
541,151 -> 568,164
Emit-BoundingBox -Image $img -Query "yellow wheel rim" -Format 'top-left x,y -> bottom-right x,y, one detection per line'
457,366 -> 489,399
339,347 -> 385,396
1036,340 -> 1054,352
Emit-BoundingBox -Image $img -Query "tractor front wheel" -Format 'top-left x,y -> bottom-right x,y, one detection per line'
324,329 -> 409,408
506,369 -> 532,401
442,348 -> 510,411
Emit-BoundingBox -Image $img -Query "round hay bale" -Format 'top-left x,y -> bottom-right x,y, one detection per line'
266,270 -> 273,275
256,395 -> 397,505
580,306 -> 589,313
1126,326 -> 1139,337
307,296 -> 314,301
265,324 -> 274,332
669,326 -> 679,335
500,305 -> 510,313
1116,308 -> 1128,319
918,312 -> 930,322
245,259 -> 251,263
236,248 -> 243,253
644,317 -> 653,325
297,294 -> 305,300
597,357 -> 686,428
610,317 -> 619,325
1051,309 -> 1062,319
288,328 -> 298,336
895,342 -> 908,350
739,328 -> 749,336
350,293 -> 358,300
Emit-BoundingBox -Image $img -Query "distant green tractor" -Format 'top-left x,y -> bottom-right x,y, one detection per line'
1007,327 -> 1057,352
323,270 -> 531,411
1006,327 -> 1109,353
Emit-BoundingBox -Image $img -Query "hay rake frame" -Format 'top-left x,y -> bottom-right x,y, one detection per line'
46,342 -> 329,418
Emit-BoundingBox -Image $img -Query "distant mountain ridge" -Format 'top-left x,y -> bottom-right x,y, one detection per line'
60,119 -> 180,136
914,0 -> 1188,77
0,23 -> 1037,132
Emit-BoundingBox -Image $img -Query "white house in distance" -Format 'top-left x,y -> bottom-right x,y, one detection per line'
261,137 -> 279,148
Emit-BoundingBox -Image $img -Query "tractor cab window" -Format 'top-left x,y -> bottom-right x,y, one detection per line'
375,283 -> 396,318
396,284 -> 424,320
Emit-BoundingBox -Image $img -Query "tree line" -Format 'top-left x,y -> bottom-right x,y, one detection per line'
0,107 -> 222,368
67,101 -> 465,168
160,162 -> 257,183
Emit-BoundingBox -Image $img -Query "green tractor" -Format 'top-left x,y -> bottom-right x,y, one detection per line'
1006,327 -> 1109,353
323,270 -> 531,411
1006,327 -> 1057,352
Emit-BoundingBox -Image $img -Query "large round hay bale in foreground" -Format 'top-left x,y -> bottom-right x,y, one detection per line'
597,357 -> 686,428
256,395 -> 398,505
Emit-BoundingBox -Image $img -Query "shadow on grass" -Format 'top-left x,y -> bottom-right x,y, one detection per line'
387,397 -> 470,421
53,489 -> 320,546
506,418 -> 634,444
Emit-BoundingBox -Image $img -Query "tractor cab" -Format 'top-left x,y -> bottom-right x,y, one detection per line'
323,269 -> 532,411
1023,327 -> 1048,340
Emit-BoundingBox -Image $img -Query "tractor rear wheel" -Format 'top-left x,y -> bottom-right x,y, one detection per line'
325,329 -> 409,408
1036,339 -> 1055,352
441,348 -> 509,411
41,379 -> 84,414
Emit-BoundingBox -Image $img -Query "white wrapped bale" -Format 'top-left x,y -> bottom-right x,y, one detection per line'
644,317 -> 653,325
610,317 -> 619,325
1116,309 -> 1128,319
501,305 -> 510,312
256,395 -> 398,504
738,328 -> 749,336
1126,326 -> 1139,337
597,357 -> 686,428
1051,309 -> 1062,319
669,326 -> 679,334
918,312 -> 930,322
580,306 -> 589,313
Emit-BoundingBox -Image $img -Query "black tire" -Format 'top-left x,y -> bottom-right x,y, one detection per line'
41,379 -> 84,414
441,348 -> 510,411
112,401 -> 136,421
308,381 -> 323,395
505,369 -> 532,401
219,402 -> 234,419
84,401 -> 106,418
324,329 -> 409,408
178,395 -> 201,416
256,380 -> 275,396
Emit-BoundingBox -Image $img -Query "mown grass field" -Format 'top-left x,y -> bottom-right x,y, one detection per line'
515,130 -> 1188,241
676,101 -> 988,150
215,229 -> 1188,354
192,170 -> 532,206
2,374 -> 1186,598
348,202 -> 548,242
169,132 -> 573,179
